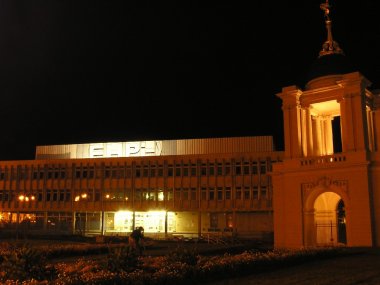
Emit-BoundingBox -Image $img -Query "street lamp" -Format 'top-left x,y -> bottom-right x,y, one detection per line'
17,194 -> 36,239
74,193 -> 88,235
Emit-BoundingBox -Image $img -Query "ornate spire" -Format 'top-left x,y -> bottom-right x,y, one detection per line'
319,0 -> 344,57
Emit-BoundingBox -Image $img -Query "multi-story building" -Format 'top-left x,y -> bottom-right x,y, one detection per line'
0,136 -> 282,240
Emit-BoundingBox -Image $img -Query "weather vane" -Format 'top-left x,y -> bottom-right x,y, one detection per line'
318,0 -> 344,57
320,0 -> 331,21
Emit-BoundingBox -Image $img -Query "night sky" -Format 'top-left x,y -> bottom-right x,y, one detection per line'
1,0 -> 380,161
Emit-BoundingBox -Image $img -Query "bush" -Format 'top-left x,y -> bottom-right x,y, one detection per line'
165,245 -> 199,266
0,244 -> 56,282
107,245 -> 140,273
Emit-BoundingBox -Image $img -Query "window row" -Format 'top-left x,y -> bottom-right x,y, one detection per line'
0,160 -> 273,181
0,186 -> 270,203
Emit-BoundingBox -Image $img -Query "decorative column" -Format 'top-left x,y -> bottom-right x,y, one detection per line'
323,116 -> 334,155
306,107 -> 314,156
277,86 -> 303,159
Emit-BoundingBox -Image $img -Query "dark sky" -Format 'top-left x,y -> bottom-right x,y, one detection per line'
0,0 -> 380,160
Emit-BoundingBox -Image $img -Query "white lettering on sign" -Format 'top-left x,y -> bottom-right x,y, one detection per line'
106,143 -> 123,157
125,142 -> 140,156
125,141 -> 162,157
89,143 -> 105,157
89,141 -> 163,158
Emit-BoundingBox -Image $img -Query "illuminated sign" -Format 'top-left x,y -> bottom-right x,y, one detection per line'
89,141 -> 163,158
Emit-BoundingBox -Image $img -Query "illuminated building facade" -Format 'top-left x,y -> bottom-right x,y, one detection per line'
272,2 -> 380,248
0,136 -> 282,239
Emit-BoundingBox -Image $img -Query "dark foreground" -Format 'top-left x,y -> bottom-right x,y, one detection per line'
207,247 -> 380,285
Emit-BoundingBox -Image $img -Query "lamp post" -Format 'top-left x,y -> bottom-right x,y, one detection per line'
74,193 -> 88,236
17,194 -> 35,239
101,194 -> 110,236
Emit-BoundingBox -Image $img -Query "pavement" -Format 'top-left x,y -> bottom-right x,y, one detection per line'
140,239 -> 272,256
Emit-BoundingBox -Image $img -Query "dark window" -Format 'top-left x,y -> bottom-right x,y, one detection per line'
236,187 -> 242,199
46,190 -> 51,201
253,187 -> 259,199
38,191 -> 43,202
209,165 -> 215,176
201,164 -> 207,176
260,161 -> 267,174
261,187 -> 267,199
225,164 -> 231,175
53,190 -> 58,201
217,164 -> 223,175
105,167 -> 111,178
225,188 -> 231,199
66,190 -> 71,202
89,169 -> 94,178
252,162 -> 258,174
209,189 -> 215,200
143,167 -> 149,177
191,188 -> 196,200
191,165 -> 197,176
201,188 -> 207,200
235,165 -> 241,175
167,166 -> 173,177
135,167 -> 141,178
59,190 -> 65,201
244,187 -> 250,199
217,188 -> 223,200
243,163 -> 250,175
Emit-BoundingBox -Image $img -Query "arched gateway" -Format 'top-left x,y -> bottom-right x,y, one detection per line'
303,187 -> 348,247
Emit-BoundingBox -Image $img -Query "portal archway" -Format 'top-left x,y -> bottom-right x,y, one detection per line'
314,192 -> 346,245
303,182 -> 349,247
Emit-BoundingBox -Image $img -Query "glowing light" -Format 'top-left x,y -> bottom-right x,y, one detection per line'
31,196 -> 35,201
136,211 -> 167,233
18,195 -> 25,201
158,192 -> 164,201
81,193 -> 87,199
114,211 -> 134,231
25,197 -> 29,202
105,194 -> 110,199
74,195 -> 80,202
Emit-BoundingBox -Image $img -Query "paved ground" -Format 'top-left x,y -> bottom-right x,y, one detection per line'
140,239 -> 270,256
46,238 -> 270,264
206,247 -> 380,285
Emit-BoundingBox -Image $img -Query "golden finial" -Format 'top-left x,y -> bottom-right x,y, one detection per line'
319,0 -> 344,57
320,0 -> 331,21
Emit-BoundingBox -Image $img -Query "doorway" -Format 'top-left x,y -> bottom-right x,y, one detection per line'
314,192 -> 346,245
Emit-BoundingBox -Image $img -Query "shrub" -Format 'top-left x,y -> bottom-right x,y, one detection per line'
0,244 -> 56,282
106,245 -> 140,273
165,245 -> 199,266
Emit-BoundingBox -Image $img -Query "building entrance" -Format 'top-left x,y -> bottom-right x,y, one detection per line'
314,192 -> 346,245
